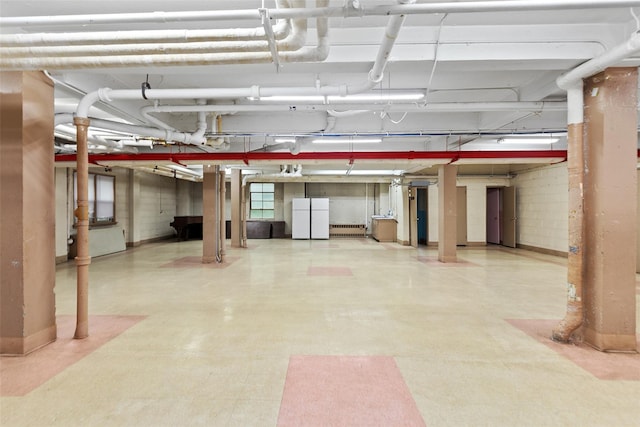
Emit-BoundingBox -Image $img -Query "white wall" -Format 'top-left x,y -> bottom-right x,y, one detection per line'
54,168 -> 70,261
283,182 -> 305,235
512,163 -> 568,253
306,182 -> 380,230
428,177 -> 510,244
137,172 -> 177,241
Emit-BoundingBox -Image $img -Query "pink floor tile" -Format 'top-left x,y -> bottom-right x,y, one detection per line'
0,315 -> 145,396
307,266 -> 353,276
507,319 -> 640,381
160,255 -> 239,268
277,355 -> 426,427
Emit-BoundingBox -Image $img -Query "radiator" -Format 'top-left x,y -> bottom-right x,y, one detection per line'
329,224 -> 367,238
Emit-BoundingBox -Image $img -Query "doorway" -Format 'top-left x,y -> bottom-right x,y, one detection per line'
417,188 -> 428,245
486,187 -> 516,248
410,186 -> 429,247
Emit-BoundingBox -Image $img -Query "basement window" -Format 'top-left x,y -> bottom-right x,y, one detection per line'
249,183 -> 275,219
74,172 -> 116,225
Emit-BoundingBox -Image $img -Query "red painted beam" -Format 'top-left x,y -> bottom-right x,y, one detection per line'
55,150 -> 569,164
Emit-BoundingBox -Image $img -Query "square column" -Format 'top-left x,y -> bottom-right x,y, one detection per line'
202,165 -> 218,263
230,169 -> 242,247
582,68 -> 638,351
1,71 -> 56,354
438,164 -> 458,263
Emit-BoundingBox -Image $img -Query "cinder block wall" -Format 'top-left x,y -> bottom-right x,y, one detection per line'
513,163 -> 568,254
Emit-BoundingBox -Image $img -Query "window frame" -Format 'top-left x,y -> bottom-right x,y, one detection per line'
73,171 -> 117,226
249,182 -> 275,219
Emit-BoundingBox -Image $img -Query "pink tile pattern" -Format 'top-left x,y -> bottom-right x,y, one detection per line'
1,315 -> 146,396
160,255 -> 239,268
277,355 -> 426,427
307,266 -> 353,276
507,319 -> 640,381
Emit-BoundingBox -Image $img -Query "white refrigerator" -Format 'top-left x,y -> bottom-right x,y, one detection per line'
291,198 -> 311,239
311,198 -> 330,239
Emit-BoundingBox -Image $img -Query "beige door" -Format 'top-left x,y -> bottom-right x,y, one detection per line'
502,186 -> 517,248
456,186 -> 467,246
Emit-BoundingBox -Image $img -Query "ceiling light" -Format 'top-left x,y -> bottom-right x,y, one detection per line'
327,93 -> 424,102
251,92 -> 425,103
255,95 -> 325,102
312,138 -> 382,144
497,137 -> 559,144
274,137 -> 297,143
348,170 -> 403,176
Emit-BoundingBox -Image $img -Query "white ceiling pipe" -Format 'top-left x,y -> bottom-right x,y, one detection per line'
0,0 -> 291,46
1,29 -> 308,58
557,31 -> 640,90
280,0 -> 329,62
0,22 -> 291,47
56,113 -> 207,145
139,101 -> 568,114
0,11 -> 317,70
74,1 -> 405,117
3,0 -> 638,28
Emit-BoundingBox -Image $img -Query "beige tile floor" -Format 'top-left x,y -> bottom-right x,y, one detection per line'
2,239 -> 639,426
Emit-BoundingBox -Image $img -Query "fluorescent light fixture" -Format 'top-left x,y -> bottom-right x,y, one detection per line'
255,95 -> 325,102
497,137 -> 559,144
274,137 -> 297,143
251,92 -> 424,103
167,164 -> 202,177
312,138 -> 382,144
327,93 -> 424,102
348,170 -> 403,176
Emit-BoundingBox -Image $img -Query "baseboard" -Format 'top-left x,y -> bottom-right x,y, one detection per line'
516,243 -> 567,258
0,323 -> 57,355
55,255 -> 68,264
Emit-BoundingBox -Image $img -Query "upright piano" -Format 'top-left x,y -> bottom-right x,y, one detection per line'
170,216 -> 203,241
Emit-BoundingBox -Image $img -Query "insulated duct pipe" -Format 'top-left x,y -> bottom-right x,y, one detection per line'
0,0 -> 291,46
74,0 -> 410,118
56,113 -> 207,145
552,30 -> 640,343
2,1 -> 638,28
0,0 -> 324,70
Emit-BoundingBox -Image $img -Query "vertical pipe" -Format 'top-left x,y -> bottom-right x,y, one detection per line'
241,181 -> 248,248
73,117 -> 91,339
219,169 -> 226,257
552,84 -> 584,342
214,165 -> 222,263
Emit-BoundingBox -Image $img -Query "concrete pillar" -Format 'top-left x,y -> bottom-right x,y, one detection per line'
582,68 -> 638,352
230,169 -> 242,247
202,165 -> 218,263
0,71 -> 56,354
127,169 -> 142,247
438,164 -> 457,263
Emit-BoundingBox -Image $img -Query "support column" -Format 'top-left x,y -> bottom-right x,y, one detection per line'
231,169 -> 242,247
202,165 -> 218,263
438,164 -> 458,263
127,169 -> 142,247
582,68 -> 638,351
1,71 -> 57,354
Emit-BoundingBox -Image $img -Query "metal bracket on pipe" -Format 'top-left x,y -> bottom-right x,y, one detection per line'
260,8 -> 281,72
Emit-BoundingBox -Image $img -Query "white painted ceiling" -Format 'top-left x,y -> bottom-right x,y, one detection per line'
2,0 -> 639,178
